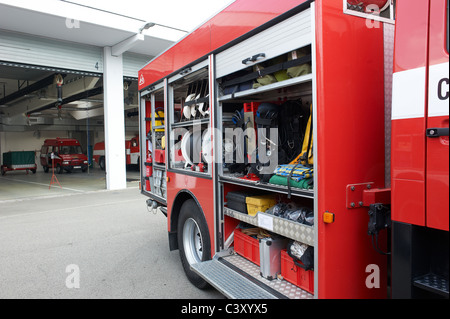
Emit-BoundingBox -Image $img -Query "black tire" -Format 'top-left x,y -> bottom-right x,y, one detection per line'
43,165 -> 49,173
177,199 -> 211,289
99,157 -> 106,170
57,164 -> 63,174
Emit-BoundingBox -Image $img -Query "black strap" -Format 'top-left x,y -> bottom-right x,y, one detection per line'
287,162 -> 302,199
255,117 -> 273,126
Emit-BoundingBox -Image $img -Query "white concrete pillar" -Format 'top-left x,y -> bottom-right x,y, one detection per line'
103,46 -> 126,190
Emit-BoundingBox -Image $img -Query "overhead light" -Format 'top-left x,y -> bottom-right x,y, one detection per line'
139,22 -> 156,33
139,21 -> 188,34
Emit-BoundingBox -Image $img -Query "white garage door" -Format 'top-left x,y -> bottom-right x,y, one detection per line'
0,30 -> 103,74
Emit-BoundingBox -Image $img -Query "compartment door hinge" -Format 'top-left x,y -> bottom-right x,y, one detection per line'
346,183 -> 391,209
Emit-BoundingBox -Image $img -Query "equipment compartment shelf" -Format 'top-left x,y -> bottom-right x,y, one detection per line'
219,73 -> 313,103
223,206 -> 315,246
171,118 -> 210,128
152,163 -> 166,170
220,175 -> 314,199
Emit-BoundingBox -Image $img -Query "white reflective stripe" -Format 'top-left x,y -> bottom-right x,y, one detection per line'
392,66 -> 426,120
126,149 -> 131,155
428,61 -> 449,118
93,150 -> 105,156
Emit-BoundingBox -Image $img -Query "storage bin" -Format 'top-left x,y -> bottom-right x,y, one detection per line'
246,195 -> 277,216
281,249 -> 314,294
234,228 -> 260,266
226,191 -> 252,214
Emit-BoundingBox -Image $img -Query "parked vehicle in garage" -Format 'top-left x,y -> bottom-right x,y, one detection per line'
40,138 -> 88,173
93,136 -> 140,170
1,151 -> 37,175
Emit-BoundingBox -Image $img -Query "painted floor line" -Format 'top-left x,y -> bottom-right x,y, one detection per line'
1,176 -> 86,193
0,197 -> 143,220
0,186 -> 140,204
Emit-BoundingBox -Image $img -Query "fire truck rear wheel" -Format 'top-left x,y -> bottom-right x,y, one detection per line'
99,157 -> 106,170
178,199 -> 211,289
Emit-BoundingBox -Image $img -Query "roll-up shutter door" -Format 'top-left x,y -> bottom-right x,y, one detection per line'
215,8 -> 312,79
0,30 -> 103,74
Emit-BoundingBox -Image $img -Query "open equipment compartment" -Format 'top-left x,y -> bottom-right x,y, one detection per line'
212,5 -> 317,298
167,59 -> 212,176
140,82 -> 167,204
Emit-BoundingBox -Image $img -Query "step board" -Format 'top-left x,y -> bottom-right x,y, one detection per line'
191,259 -> 279,299
413,273 -> 449,298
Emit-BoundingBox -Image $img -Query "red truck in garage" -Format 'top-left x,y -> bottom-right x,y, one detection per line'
93,136 -> 140,170
40,138 -> 88,174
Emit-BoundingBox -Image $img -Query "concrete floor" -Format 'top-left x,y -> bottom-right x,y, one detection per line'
0,167 -> 139,202
0,168 -> 224,299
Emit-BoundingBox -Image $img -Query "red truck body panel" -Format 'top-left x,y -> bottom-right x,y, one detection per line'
391,0 -> 449,231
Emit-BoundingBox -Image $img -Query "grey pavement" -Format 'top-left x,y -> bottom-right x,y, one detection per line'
0,169 -> 224,299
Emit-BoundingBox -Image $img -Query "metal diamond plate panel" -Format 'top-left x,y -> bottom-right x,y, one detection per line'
225,254 -> 314,299
224,207 -> 315,246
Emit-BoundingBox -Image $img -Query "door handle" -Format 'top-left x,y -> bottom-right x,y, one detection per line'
426,127 -> 449,137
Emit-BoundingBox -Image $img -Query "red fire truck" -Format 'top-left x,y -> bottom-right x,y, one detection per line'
93,136 -> 140,170
138,0 -> 449,299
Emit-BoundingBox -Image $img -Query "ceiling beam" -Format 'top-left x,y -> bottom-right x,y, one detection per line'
0,74 -> 65,105
26,86 -> 104,115
5,76 -> 100,117
111,33 -> 145,57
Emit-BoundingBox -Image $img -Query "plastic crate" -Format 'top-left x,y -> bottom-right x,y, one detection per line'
281,249 -> 314,294
234,228 -> 260,266
246,195 -> 277,216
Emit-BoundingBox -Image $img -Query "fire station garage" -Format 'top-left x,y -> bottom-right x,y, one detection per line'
0,2 -> 178,197
0,0 -> 448,303
0,0 -> 229,301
